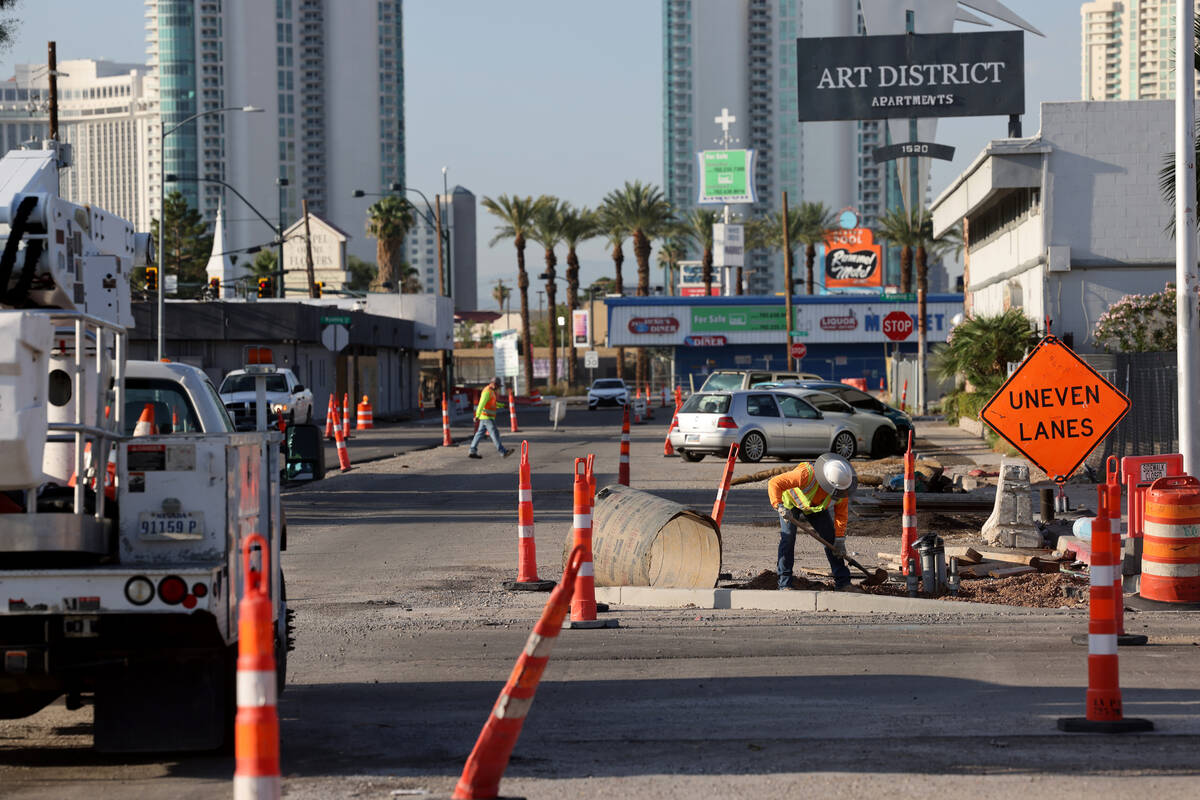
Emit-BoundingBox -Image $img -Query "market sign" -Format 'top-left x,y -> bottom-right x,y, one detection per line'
823,227 -> 883,289
696,149 -> 757,204
980,336 -> 1130,482
628,316 -> 679,335
796,31 -> 1024,121
684,335 -> 727,347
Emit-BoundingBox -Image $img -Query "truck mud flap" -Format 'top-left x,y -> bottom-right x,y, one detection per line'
94,649 -> 228,752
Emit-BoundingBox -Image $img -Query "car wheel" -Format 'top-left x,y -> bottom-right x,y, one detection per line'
870,428 -> 896,458
833,431 -> 857,459
679,450 -> 705,462
739,431 -> 766,463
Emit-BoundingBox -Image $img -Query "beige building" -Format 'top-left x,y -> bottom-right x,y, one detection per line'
281,212 -> 351,296
1082,0 -> 1200,100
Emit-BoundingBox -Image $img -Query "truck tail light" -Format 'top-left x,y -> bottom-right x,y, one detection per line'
157,575 -> 187,605
717,416 -> 739,429
191,582 -> 208,598
125,576 -> 154,606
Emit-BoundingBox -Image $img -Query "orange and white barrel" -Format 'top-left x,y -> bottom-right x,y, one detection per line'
1141,475 -> 1200,603
356,395 -> 373,430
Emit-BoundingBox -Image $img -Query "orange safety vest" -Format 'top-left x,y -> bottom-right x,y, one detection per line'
767,462 -> 849,538
475,386 -> 504,420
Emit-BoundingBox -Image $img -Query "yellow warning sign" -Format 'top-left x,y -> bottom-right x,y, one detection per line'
979,335 -> 1130,481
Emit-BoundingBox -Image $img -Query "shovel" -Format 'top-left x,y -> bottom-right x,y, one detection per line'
783,508 -> 889,587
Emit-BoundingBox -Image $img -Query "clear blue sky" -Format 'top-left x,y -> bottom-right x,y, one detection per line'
0,1 -> 1084,309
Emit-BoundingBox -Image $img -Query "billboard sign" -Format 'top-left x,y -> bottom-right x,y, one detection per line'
796,31 -> 1024,121
679,260 -> 721,296
492,329 -> 519,378
823,227 -> 883,289
572,309 -> 590,347
696,149 -> 758,204
712,223 -> 744,268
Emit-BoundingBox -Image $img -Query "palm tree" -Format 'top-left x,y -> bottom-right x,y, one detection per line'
364,195 -> 414,292
933,309 -> 1040,391
794,202 -> 835,295
680,208 -> 720,296
596,206 -> 629,379
481,194 -> 547,386
560,204 -> 598,387
602,181 -> 674,387
876,207 -> 923,294
657,237 -> 687,296
529,197 -> 566,386
492,280 -> 511,316
400,264 -> 422,294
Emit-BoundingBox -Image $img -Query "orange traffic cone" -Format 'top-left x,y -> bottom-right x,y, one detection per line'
453,547 -> 585,799
277,410 -> 286,434
356,395 -> 373,430
566,457 -> 618,630
619,404 -> 631,486
233,534 -> 281,799
324,395 -> 336,440
508,387 -> 520,433
333,421 -> 352,472
133,403 -> 155,437
901,430 -> 919,576
711,443 -> 739,527
341,393 -> 352,439
503,441 -> 555,592
1057,486 -> 1153,733
663,397 -> 682,457
441,392 -> 454,447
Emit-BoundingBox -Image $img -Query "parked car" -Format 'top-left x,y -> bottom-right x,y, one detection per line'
669,388 -> 896,463
587,378 -> 629,410
758,379 -> 912,451
699,369 -> 823,392
218,367 -> 313,430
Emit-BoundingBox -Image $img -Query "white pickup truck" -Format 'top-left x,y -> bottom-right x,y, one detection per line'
219,366 -> 313,429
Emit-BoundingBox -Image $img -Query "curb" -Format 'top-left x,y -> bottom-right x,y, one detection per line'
594,586 -> 1074,616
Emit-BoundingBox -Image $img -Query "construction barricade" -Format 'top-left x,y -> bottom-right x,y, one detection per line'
452,546 -> 585,800
324,396 -> 336,440
711,443 -> 739,527
1141,475 -> 1200,604
355,396 -> 373,430
1107,458 -> 1147,645
508,387 -> 520,433
1057,486 -> 1153,733
1121,454 -> 1185,558
503,441 -> 555,592
618,405 -> 631,486
900,431 -> 918,575
441,392 -> 454,447
233,534 -> 281,799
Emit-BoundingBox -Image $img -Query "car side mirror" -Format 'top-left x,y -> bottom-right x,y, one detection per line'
292,384 -> 305,393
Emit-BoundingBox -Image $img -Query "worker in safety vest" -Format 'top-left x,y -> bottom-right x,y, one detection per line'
468,376 -> 512,459
767,454 -> 859,591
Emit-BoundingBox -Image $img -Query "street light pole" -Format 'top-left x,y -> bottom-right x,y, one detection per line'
1177,0 -> 1199,475
157,104 -> 261,359
276,177 -> 288,297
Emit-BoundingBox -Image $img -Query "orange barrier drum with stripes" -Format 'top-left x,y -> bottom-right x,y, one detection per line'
355,396 -> 373,430
1141,475 -> 1200,603
233,534 -> 281,799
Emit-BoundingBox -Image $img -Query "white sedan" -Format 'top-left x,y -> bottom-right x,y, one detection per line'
587,378 -> 629,410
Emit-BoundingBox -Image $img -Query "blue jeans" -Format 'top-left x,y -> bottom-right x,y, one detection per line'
778,507 -> 852,589
469,417 -> 506,454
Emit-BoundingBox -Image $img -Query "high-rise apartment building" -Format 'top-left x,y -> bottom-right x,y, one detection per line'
1082,0 -> 1200,100
145,0 -> 405,267
1,60 -> 157,230
400,186 -> 477,310
663,0 -> 881,295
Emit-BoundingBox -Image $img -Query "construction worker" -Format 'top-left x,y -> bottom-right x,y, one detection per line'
468,376 -> 512,459
767,454 -> 859,591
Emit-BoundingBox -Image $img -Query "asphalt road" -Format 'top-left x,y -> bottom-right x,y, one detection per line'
4,408 -> 1200,799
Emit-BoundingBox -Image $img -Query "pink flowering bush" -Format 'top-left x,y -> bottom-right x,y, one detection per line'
1092,284 -> 1176,353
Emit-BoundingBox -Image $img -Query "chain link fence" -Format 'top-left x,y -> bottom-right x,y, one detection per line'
1082,351 -> 1177,474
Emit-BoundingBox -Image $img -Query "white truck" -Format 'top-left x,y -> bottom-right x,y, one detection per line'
0,141 -> 287,751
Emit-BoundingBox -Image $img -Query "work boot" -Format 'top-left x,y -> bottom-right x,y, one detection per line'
836,584 -> 864,593
468,452 -> 482,459
501,449 -> 512,458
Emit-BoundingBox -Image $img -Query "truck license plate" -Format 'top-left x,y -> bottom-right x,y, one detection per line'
63,615 -> 99,638
138,511 -> 205,541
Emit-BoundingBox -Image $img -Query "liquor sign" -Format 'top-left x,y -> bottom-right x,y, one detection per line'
572,309 -> 590,347
824,227 -> 883,289
980,336 -> 1130,482
628,317 -> 680,335
796,31 -> 1025,122
696,149 -> 758,204
713,223 -> 744,268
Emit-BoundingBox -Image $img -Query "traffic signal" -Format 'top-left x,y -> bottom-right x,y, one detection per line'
257,277 -> 272,298
145,266 -> 158,292
313,281 -> 323,298
209,277 -> 220,295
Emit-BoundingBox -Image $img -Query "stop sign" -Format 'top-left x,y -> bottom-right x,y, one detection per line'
790,342 -> 807,359
882,310 -> 914,341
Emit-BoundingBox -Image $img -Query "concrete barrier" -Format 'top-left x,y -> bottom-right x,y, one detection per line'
981,460 -> 1042,548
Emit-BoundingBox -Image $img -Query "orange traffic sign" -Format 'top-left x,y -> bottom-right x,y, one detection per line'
979,335 -> 1130,482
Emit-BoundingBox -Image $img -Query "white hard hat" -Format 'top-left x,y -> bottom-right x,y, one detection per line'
813,453 -> 858,498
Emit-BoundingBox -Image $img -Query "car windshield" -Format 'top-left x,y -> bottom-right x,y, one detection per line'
805,391 -> 853,414
680,393 -> 731,414
701,372 -> 744,392
220,374 -> 288,394
592,379 -> 624,389
124,379 -> 203,435
837,388 -> 881,410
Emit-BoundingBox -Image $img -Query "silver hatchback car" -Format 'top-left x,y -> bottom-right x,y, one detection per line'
669,389 -> 897,463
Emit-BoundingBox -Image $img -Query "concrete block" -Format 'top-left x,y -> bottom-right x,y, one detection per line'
728,589 -> 817,611
981,459 -> 1043,548
610,587 -> 715,608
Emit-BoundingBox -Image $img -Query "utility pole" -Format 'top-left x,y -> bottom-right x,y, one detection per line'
276,177 -> 288,298
714,107 -> 738,297
1177,0 -> 1199,475
435,196 -> 445,298
906,9 -> 927,416
302,197 -> 317,298
47,42 -> 59,142
782,190 -> 794,372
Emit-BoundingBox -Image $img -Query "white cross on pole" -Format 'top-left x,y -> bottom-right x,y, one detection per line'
714,107 -> 736,134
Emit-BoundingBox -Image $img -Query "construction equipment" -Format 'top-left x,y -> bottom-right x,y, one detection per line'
782,508 -> 888,587
0,139 -> 285,752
